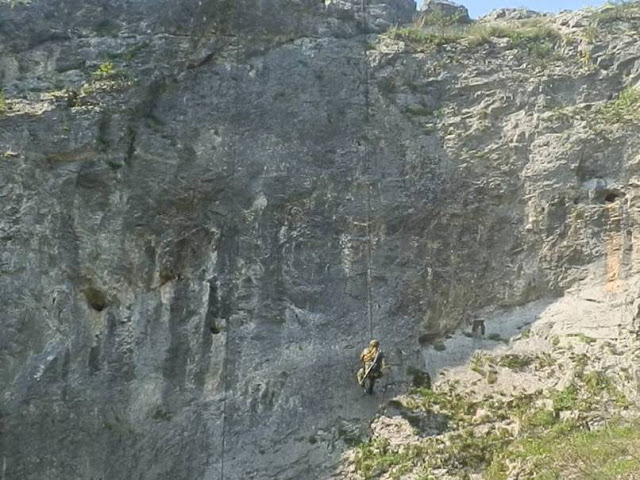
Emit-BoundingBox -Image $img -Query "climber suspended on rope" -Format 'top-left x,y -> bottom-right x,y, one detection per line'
357,339 -> 386,395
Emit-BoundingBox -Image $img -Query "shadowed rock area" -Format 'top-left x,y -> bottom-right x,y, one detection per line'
1,0 -> 640,479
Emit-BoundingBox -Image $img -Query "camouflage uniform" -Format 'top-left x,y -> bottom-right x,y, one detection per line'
356,340 -> 385,391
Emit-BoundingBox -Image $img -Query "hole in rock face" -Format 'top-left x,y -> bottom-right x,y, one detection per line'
418,332 -> 439,346
159,269 -> 179,285
84,287 -> 108,312
605,192 -> 621,203
407,366 -> 431,389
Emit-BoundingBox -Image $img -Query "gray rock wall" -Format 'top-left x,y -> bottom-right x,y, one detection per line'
1,1 -> 640,479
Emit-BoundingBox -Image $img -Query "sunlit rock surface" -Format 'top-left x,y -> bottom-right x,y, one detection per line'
1,1 -> 639,479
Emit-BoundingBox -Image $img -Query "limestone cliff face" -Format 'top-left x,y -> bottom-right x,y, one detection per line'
1,1 -> 639,479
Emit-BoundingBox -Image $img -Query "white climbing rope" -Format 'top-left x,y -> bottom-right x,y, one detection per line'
360,0 -> 374,340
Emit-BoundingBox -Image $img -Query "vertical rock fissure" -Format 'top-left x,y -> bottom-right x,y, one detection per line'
606,200 -> 623,292
219,13 -> 240,476
205,278 -> 220,335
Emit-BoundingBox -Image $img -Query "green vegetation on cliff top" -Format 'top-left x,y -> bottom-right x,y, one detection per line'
385,0 -> 640,58
386,19 -> 561,56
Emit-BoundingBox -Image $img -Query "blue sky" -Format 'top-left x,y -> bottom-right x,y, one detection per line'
422,1 -> 611,18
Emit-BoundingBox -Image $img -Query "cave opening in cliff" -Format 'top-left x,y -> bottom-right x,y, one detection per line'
83,287 -> 108,312
605,192 -> 623,203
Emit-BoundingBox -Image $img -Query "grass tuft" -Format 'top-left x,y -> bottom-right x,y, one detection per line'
465,20 -> 562,58
385,26 -> 461,49
497,354 -> 535,371
384,18 -> 561,59
487,420 -> 640,479
598,87 -> 640,124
